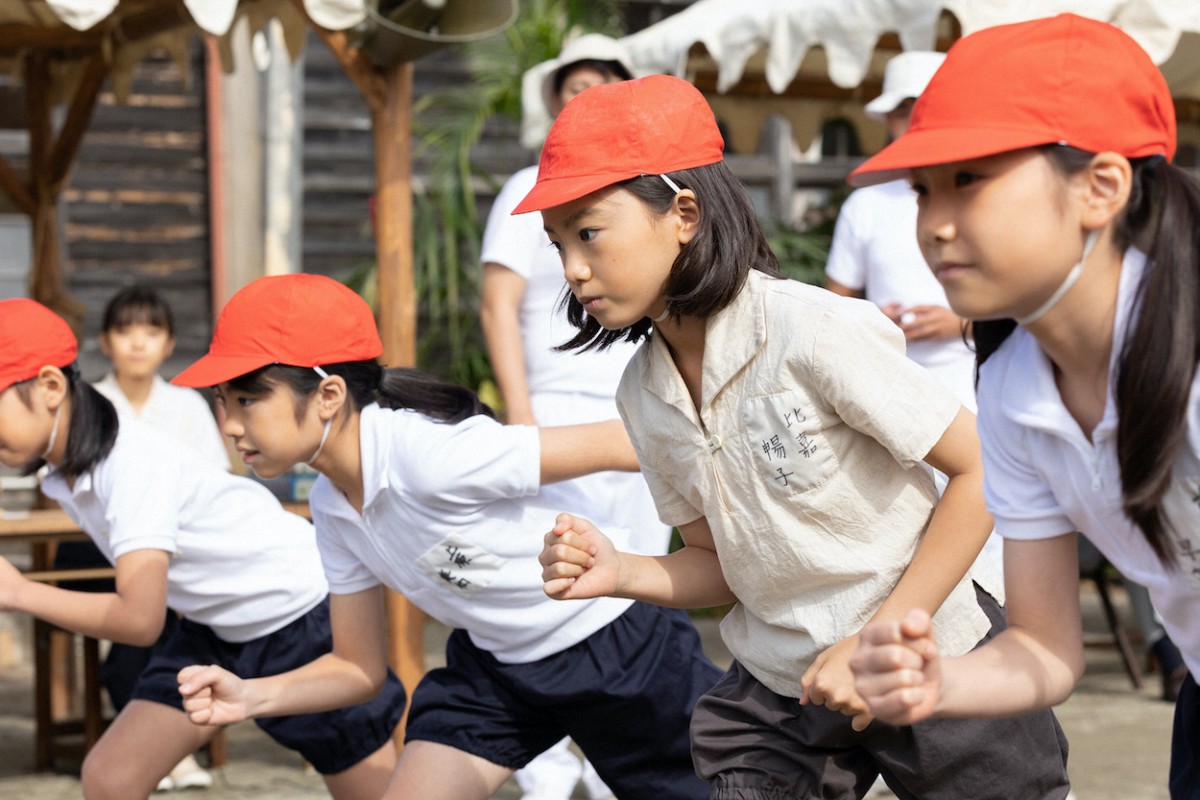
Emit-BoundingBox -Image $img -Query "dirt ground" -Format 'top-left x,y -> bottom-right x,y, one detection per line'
0,582 -> 1178,799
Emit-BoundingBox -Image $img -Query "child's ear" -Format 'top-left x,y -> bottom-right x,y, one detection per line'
674,190 -> 700,245
98,332 -> 112,359
1081,152 -> 1133,232
315,374 -> 348,422
36,366 -> 69,410
163,335 -> 176,360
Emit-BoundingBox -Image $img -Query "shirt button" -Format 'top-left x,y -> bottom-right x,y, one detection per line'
707,435 -> 722,453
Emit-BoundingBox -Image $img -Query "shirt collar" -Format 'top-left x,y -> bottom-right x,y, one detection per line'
358,403 -> 391,512
639,269 -> 770,415
994,247 -> 1148,439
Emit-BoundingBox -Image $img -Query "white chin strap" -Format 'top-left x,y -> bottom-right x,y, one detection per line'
42,404 -> 63,460
306,366 -> 332,465
1015,230 -> 1099,326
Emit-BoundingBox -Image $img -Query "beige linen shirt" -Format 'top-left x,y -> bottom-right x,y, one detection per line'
617,270 -> 998,698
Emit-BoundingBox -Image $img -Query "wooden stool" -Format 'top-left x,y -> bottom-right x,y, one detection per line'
32,620 -> 228,772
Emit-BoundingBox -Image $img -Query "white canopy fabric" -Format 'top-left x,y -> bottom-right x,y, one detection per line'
521,0 -> 1200,148
29,0 -> 366,34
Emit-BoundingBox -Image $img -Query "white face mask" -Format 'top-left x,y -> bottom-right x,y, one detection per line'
306,366 -> 331,466
1015,229 -> 1100,326
42,403 -> 63,460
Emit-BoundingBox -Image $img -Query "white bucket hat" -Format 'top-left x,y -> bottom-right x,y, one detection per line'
520,32 -> 637,149
864,51 -> 947,120
538,33 -> 636,118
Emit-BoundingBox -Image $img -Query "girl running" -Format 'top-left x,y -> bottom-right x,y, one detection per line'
172,273 -> 718,800
845,13 -> 1199,800
528,73 -> 1070,798
0,298 -> 404,800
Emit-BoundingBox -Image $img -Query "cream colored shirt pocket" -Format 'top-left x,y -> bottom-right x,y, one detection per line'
741,393 -> 836,495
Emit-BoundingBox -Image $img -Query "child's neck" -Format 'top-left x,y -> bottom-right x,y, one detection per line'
313,412 -> 366,514
656,315 -> 707,413
114,372 -> 155,412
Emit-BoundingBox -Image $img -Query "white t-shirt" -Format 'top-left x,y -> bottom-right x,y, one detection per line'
978,247 -> 1200,677
481,165 -> 671,556
617,270 -> 997,698
309,403 -> 632,664
825,179 -> 977,410
95,373 -> 230,469
40,419 -> 327,643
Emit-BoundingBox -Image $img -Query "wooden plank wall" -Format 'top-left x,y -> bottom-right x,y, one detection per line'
61,43 -> 211,381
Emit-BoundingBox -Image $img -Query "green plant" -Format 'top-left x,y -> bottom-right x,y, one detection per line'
402,0 -> 624,391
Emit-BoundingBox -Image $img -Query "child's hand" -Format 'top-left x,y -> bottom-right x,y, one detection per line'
178,664 -> 250,726
799,635 -> 873,731
539,513 -> 620,600
897,305 -> 963,342
850,609 -> 942,726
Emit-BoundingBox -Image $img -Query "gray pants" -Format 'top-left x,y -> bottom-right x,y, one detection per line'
691,586 -> 1072,800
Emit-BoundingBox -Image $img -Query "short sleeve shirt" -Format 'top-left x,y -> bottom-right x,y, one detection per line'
310,404 -> 632,664
40,420 -> 327,642
617,270 -> 995,697
481,165 -> 638,398
978,248 -> 1200,676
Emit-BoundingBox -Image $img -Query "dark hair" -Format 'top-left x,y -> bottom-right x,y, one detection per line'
557,160 -> 781,352
226,361 -> 495,424
102,285 -> 174,336
14,363 -> 119,479
975,144 -> 1200,565
553,58 -> 632,95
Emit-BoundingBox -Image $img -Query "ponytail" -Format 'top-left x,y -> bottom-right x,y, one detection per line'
1113,157 -> 1200,565
17,364 -> 119,480
230,362 -> 494,425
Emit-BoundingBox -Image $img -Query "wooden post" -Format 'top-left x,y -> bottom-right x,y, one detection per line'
371,62 -> 427,749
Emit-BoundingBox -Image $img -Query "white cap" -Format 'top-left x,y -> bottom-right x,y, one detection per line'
538,33 -> 636,118
864,51 -> 946,120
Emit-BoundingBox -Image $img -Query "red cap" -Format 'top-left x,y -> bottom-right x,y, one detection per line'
512,74 -> 724,214
172,274 -> 383,388
850,14 -> 1176,187
0,299 -> 78,392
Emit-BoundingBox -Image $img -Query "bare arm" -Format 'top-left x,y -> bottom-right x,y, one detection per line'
824,277 -> 862,298
541,514 -> 734,609
538,420 -> 640,484
480,263 -> 536,425
853,534 -> 1085,724
179,587 -> 390,724
871,407 -> 993,624
0,548 -> 169,646
801,407 -> 993,726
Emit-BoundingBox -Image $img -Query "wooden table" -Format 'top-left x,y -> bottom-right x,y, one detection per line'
0,500 -> 424,766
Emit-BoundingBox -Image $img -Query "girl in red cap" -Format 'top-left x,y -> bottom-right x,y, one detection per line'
844,13 -> 1200,799
171,273 -> 718,800
528,73 -> 1070,797
0,298 -> 405,799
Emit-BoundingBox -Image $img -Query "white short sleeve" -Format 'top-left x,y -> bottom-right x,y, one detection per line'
480,166 -> 546,281
823,189 -> 869,291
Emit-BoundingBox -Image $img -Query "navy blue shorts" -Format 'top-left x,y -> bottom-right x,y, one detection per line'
132,596 -> 406,775
405,602 -> 721,800
1171,670 -> 1199,799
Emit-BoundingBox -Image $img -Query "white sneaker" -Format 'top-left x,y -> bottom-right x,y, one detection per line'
157,754 -> 213,792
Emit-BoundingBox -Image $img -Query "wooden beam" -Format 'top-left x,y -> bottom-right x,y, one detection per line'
291,0 -> 385,112
371,63 -> 425,748
48,53 -> 110,192
0,154 -> 34,216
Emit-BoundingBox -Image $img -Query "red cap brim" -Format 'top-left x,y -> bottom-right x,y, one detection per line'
171,353 -> 277,388
849,125 -> 1063,187
512,170 -> 642,215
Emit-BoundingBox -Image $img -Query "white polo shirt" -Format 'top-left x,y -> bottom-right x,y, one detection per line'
978,247 -> 1200,677
309,403 -> 632,664
41,419 -> 327,643
95,373 -> 231,469
617,270 -> 997,699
